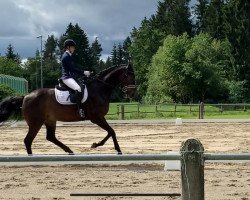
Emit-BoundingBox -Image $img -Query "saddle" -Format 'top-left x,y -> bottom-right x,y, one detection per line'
55,79 -> 88,105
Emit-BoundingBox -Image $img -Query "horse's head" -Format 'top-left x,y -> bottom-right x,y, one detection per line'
120,63 -> 136,99
97,63 -> 136,99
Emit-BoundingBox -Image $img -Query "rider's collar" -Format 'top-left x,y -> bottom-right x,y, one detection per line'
66,50 -> 72,56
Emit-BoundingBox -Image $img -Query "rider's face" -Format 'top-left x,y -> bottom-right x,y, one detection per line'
69,46 -> 75,54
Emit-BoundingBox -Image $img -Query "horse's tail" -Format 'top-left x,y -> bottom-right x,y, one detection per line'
0,96 -> 24,125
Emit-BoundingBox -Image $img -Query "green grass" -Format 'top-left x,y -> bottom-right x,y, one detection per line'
106,103 -> 250,120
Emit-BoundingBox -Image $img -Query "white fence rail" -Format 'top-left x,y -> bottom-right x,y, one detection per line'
0,139 -> 249,200
0,153 -> 249,162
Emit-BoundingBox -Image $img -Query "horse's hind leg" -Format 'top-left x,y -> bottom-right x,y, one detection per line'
45,121 -> 74,154
24,122 -> 43,155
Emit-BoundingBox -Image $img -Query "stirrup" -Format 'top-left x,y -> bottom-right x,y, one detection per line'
79,109 -> 85,118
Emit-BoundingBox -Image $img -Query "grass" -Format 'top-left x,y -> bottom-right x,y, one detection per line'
106,102 -> 250,120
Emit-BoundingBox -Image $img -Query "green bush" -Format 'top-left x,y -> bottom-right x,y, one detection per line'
0,84 -> 16,100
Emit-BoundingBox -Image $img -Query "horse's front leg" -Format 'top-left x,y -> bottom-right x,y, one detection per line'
91,117 -> 122,154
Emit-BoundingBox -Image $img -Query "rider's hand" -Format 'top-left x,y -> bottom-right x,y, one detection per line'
84,71 -> 91,77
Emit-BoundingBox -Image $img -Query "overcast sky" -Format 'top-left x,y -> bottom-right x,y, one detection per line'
0,0 -> 195,60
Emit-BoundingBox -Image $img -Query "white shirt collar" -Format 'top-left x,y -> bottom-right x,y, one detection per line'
66,50 -> 72,56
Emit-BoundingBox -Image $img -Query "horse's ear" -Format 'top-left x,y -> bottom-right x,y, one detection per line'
127,60 -> 134,73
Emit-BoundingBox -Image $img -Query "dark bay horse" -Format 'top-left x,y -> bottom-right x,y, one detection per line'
0,64 -> 136,155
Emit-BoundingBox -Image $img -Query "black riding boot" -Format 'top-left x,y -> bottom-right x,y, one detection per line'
75,90 -> 85,119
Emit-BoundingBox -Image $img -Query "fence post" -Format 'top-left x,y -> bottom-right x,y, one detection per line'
199,102 -> 204,119
137,104 -> 140,116
155,105 -> 158,113
117,105 -> 120,119
119,105 -> 125,120
180,138 -> 204,200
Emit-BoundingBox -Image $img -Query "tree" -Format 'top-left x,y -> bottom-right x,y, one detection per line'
0,84 -> 16,100
111,44 -> 117,65
59,23 -> 93,71
105,57 -> 112,68
0,57 -> 24,77
129,18 -> 164,100
151,0 -> 193,36
42,59 -> 61,88
222,0 -> 250,100
5,44 -> 20,63
122,36 -> 132,64
129,0 -> 193,101
90,37 -> 103,73
43,35 -> 58,60
194,0 -> 210,34
21,49 -> 40,91
146,33 -> 233,104
202,0 -> 226,39
194,0 -> 250,101
117,43 -> 123,65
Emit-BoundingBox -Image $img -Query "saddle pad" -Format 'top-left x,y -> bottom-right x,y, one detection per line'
55,87 -> 88,105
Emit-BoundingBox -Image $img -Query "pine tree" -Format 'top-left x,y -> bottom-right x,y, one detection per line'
5,44 -> 20,63
223,0 -> 250,100
122,36 -> 132,64
202,0 -> 226,39
43,35 -> 57,60
90,37 -> 102,72
111,44 -> 117,65
105,57 -> 112,68
151,0 -> 193,36
59,23 -> 92,71
117,43 -> 123,65
195,0 -> 209,34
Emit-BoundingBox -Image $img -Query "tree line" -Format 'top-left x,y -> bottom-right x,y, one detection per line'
0,0 -> 249,103
130,0 -> 250,103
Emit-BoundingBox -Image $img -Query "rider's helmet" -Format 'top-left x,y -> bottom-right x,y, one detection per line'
64,39 -> 76,49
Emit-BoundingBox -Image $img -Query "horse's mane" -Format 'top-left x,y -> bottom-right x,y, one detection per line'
95,64 -> 128,79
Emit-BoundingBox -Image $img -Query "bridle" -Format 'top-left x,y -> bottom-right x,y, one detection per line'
120,69 -> 136,96
97,68 -> 136,95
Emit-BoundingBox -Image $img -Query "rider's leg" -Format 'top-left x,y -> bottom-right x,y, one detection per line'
62,78 -> 85,118
74,90 -> 85,118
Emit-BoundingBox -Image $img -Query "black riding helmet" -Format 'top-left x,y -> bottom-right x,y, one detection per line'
64,39 -> 76,48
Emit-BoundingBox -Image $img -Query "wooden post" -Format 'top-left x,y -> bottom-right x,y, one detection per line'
180,139 -> 205,200
117,105 -> 120,119
199,102 -> 204,119
119,105 -> 125,120
137,104 -> 140,116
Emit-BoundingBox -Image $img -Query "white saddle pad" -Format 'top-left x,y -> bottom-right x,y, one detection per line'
55,87 -> 88,105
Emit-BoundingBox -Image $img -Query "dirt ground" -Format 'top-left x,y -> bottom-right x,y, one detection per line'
0,122 -> 249,200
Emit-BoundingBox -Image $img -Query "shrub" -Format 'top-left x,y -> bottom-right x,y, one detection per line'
0,84 -> 16,100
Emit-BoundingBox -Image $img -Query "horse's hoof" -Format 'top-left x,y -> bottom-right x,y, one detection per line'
68,153 -> 74,155
117,152 -> 122,155
91,143 -> 97,148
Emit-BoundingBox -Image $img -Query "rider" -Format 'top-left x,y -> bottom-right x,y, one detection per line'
60,39 -> 85,119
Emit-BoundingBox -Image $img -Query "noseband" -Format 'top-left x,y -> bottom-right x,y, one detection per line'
122,85 -> 136,93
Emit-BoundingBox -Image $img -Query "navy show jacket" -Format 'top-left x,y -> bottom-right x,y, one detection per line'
60,51 -> 83,80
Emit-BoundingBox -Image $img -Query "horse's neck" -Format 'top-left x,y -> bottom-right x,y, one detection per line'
103,67 -> 124,87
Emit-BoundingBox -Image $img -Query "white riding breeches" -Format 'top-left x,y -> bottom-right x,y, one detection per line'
62,78 -> 81,92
